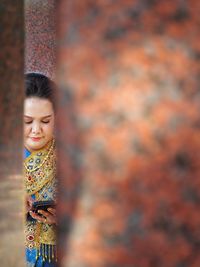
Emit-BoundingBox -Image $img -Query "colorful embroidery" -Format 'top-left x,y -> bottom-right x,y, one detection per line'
24,139 -> 57,263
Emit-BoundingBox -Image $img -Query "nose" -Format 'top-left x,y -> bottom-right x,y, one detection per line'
32,122 -> 41,134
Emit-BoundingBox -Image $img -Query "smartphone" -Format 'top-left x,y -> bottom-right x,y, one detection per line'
26,200 -> 56,221
32,200 -> 56,214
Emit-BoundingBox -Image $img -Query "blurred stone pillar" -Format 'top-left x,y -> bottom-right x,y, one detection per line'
25,0 -> 56,79
0,1 -> 25,266
57,1 -> 200,267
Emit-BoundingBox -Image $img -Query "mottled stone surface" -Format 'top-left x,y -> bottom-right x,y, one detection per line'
56,0 -> 200,267
25,0 -> 56,79
0,1 -> 25,266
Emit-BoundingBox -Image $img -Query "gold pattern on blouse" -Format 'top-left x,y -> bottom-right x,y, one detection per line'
24,139 -> 56,195
24,138 -> 57,262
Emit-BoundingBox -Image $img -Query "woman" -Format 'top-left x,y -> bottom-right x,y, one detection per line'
24,73 -> 57,267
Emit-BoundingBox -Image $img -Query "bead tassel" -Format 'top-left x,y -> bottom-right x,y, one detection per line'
34,243 -> 57,263
49,245 -> 51,263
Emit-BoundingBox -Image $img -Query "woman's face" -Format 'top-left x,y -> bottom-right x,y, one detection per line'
24,97 -> 55,152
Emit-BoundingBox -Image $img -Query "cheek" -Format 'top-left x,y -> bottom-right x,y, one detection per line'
44,123 -> 54,136
24,125 -> 31,136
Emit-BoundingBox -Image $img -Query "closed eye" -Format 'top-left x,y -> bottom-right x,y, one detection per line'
42,120 -> 50,124
25,121 -> 32,124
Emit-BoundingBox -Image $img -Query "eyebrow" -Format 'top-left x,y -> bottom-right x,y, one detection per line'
24,115 -> 53,119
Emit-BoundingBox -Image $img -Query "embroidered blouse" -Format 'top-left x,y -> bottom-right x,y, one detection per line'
24,139 -> 57,266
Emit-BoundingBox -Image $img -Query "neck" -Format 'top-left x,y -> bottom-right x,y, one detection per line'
25,139 -> 54,153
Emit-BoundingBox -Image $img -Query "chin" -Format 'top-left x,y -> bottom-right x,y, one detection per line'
26,140 -> 47,151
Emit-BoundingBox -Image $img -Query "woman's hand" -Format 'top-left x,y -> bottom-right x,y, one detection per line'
26,195 -> 34,213
29,208 -> 57,225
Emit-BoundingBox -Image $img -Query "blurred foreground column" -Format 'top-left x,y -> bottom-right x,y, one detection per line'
25,0 -> 56,78
0,1 -> 25,266
57,1 -> 200,267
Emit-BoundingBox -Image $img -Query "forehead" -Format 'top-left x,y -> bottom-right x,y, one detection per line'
24,97 -> 54,118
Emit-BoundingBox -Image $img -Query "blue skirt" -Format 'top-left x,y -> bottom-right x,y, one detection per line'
26,244 -> 57,267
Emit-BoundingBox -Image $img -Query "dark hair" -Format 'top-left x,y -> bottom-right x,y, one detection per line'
25,73 -> 55,108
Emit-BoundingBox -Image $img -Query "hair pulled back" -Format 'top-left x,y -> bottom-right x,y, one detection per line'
25,73 -> 55,108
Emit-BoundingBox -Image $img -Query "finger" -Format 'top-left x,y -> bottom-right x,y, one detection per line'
27,196 -> 34,204
37,210 -> 51,218
27,200 -> 34,210
29,211 -> 45,221
47,208 -> 56,215
27,207 -> 32,212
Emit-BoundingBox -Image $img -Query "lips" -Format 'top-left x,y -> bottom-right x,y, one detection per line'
30,137 -> 42,142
